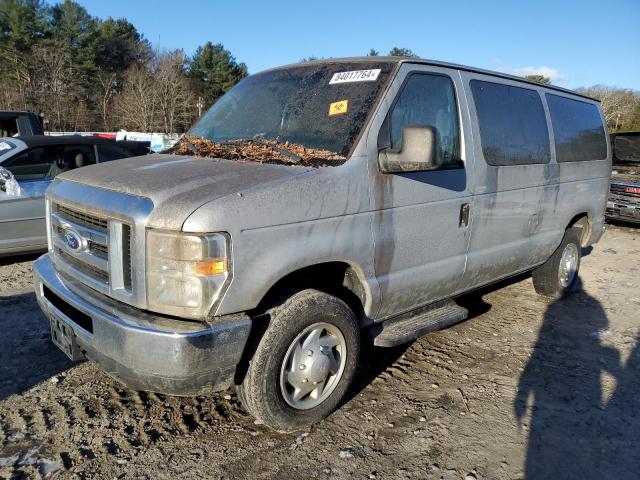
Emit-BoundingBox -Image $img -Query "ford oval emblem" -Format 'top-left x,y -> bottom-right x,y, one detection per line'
63,230 -> 82,251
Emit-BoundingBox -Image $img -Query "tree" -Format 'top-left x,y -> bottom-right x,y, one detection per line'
117,65 -> 157,132
154,50 -> 195,133
367,48 -> 379,56
577,85 -> 640,131
187,41 -> 248,108
48,0 -> 99,90
92,18 -> 150,74
0,0 -> 48,109
388,47 -> 418,58
0,0 -> 47,53
525,74 -> 551,85
299,55 -> 323,62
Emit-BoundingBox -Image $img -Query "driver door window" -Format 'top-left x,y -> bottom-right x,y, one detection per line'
383,73 -> 462,168
3,148 -> 58,181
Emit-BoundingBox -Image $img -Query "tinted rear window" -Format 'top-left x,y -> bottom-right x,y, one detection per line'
470,80 -> 550,166
546,94 -> 607,162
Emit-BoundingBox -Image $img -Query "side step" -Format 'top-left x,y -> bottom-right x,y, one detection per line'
370,299 -> 469,347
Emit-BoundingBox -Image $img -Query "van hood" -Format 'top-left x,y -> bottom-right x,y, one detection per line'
58,153 -> 313,230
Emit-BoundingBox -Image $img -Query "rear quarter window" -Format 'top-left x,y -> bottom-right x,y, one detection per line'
546,94 -> 607,162
470,80 -> 550,166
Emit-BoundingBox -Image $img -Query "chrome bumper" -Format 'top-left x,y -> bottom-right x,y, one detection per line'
34,254 -> 251,395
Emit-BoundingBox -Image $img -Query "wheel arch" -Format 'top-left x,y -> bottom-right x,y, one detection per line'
566,212 -> 592,247
252,261 -> 371,326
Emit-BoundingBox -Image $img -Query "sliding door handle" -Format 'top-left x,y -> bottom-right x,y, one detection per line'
459,203 -> 470,227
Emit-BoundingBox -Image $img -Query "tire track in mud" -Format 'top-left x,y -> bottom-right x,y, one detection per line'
0,366 -> 257,478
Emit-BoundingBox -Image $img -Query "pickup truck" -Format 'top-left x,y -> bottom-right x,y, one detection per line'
607,132 -> 640,224
0,111 -> 45,137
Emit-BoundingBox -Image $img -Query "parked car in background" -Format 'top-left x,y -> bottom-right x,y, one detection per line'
607,132 -> 640,224
33,57 -> 609,431
0,111 -> 45,137
0,136 -> 149,256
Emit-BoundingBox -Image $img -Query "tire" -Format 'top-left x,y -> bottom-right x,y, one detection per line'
532,227 -> 582,298
237,289 -> 360,432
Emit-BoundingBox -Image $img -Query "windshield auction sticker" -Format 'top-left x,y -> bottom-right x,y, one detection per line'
329,100 -> 349,116
329,69 -> 381,84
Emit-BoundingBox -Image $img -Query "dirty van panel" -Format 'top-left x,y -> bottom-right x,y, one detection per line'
461,73 -> 557,288
186,61 -> 395,162
369,64 -> 472,319
546,94 -> 611,239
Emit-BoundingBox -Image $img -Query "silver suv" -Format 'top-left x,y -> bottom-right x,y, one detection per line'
34,58 -> 610,431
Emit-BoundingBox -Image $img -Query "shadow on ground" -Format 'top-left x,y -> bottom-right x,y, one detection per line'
0,252 -> 42,268
516,278 -> 640,479
0,292 -> 73,401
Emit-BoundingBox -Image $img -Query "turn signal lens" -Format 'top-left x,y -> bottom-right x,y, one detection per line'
194,259 -> 228,276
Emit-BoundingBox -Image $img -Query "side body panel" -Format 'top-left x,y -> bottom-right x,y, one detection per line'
0,179 -> 49,254
0,143 -> 48,255
459,72 -> 610,290
459,71 -> 558,288
183,155 -> 382,318
365,64 -> 475,319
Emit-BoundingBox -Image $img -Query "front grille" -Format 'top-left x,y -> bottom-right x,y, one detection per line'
56,248 -> 109,284
51,203 -> 133,293
88,241 -> 108,259
122,224 -> 132,290
610,183 -> 640,201
57,205 -> 108,232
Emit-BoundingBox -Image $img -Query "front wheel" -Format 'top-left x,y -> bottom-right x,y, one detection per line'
237,289 -> 360,432
532,227 -> 582,298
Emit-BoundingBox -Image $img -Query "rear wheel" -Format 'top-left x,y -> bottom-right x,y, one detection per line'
532,227 -> 582,298
237,289 -> 359,432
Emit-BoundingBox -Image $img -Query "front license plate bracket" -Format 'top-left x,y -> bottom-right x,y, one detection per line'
50,313 -> 84,361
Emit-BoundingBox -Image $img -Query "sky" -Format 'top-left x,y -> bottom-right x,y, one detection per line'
79,0 -> 640,90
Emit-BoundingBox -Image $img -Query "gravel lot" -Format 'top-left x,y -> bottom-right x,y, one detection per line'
1,224 -> 638,479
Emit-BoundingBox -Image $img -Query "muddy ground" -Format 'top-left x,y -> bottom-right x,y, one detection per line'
0,224 -> 638,480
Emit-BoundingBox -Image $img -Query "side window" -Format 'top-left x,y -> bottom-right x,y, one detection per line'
61,145 -> 96,169
383,73 -> 461,167
470,80 -> 550,166
97,144 -> 133,162
546,94 -> 607,162
0,118 -> 18,137
3,148 -> 57,181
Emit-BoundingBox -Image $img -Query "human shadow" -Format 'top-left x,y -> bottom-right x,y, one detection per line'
515,279 -> 640,479
0,292 -> 73,401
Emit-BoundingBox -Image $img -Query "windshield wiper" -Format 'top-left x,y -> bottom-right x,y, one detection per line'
252,134 -> 302,164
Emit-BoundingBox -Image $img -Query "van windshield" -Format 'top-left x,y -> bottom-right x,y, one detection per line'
179,61 -> 394,166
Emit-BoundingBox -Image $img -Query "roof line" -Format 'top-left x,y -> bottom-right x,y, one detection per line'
258,56 -> 598,102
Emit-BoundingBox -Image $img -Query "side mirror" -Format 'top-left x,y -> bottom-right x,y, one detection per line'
378,125 -> 442,173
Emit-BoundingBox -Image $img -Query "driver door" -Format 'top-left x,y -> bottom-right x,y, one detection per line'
368,65 -> 474,319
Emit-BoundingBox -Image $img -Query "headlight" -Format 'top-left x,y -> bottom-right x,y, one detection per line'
146,230 -> 230,319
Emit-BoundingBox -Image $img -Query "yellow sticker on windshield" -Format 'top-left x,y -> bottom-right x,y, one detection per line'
329,99 -> 349,116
